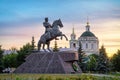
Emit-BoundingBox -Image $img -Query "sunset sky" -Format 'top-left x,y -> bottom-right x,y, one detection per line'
0,0 -> 120,56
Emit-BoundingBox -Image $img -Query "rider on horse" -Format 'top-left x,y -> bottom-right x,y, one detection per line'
43,17 -> 58,40
38,18 -> 68,51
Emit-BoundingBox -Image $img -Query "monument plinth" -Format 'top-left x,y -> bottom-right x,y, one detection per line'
14,51 -> 82,74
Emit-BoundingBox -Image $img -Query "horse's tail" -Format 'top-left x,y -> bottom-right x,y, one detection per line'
38,39 -> 41,51
38,34 -> 46,50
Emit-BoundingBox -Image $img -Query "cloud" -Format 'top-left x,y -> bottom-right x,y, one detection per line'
105,45 -> 120,47
103,39 -> 120,43
0,33 -> 28,37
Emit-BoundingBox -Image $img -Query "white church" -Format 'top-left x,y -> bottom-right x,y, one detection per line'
69,21 -> 99,55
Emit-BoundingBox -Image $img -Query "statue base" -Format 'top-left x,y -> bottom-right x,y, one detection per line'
14,51 -> 82,74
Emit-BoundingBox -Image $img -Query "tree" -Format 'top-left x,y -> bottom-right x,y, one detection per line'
96,45 -> 110,73
0,45 -> 3,59
87,54 -> 98,71
111,50 -> 120,71
17,43 -> 33,66
2,53 -> 17,68
78,42 -> 88,72
0,45 -> 4,73
31,36 -> 35,50
53,40 -> 59,52
78,42 -> 83,63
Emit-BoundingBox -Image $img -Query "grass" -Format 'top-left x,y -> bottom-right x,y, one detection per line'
109,72 -> 120,76
0,73 -> 119,80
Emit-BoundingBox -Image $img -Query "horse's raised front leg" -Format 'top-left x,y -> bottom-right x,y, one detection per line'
62,34 -> 68,41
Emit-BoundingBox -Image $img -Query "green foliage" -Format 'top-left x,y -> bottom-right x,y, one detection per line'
16,77 -> 22,80
111,50 -> 120,71
0,46 -> 4,73
78,42 -> 83,63
38,76 -> 53,80
1,43 -> 33,69
0,49 -> 3,60
17,43 -> 33,66
31,36 -> 35,50
0,74 -> 119,80
78,42 -> 88,72
38,76 -> 44,80
96,45 -> 110,73
78,44 -> 111,73
87,54 -> 98,71
53,40 -> 59,52
2,53 -> 17,68
72,63 -> 78,71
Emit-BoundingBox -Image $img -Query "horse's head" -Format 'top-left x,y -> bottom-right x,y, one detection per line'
52,19 -> 63,28
58,19 -> 63,28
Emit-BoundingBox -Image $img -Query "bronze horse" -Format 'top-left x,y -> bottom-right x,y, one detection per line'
38,19 -> 68,51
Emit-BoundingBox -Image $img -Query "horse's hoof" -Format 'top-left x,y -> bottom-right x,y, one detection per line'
55,38 -> 59,40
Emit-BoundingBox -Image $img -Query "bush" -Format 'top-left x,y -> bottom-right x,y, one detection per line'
72,63 -> 78,72
38,76 -> 44,80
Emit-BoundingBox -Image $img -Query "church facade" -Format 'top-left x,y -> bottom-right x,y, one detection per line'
69,21 -> 99,55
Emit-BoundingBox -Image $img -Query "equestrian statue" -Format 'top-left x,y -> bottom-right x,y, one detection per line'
38,17 -> 68,51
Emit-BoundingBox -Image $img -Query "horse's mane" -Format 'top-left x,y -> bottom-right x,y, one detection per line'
52,20 -> 58,27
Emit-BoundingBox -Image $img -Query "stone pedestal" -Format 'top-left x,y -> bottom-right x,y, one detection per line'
14,51 -> 82,74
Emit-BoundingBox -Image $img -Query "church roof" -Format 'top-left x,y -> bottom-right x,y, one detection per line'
80,31 -> 95,37
80,20 -> 96,37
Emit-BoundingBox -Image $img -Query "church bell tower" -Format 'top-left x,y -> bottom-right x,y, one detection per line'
69,27 -> 78,48
71,27 -> 76,40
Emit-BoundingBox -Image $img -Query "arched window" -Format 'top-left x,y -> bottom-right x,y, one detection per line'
73,43 -> 76,48
86,43 -> 88,49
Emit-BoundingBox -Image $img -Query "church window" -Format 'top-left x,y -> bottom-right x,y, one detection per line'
73,43 -> 76,48
91,44 -> 93,49
86,43 -> 88,49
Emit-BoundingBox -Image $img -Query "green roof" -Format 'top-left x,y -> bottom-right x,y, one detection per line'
80,31 -> 95,37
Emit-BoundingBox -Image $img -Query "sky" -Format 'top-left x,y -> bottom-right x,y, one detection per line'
0,0 -> 120,57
